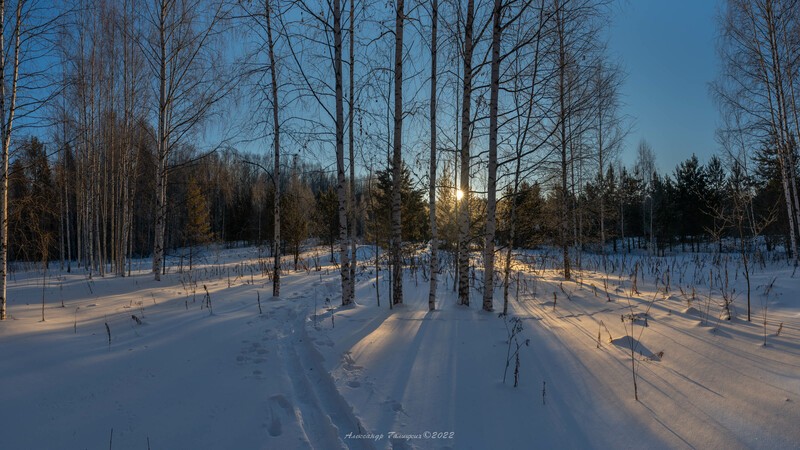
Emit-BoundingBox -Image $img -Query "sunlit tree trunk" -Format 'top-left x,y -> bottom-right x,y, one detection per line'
483,0 -> 502,312
428,0 -> 438,311
152,0 -> 169,281
333,0 -> 352,305
556,0 -> 571,280
457,0 -> 474,306
391,0 -> 404,305
0,0 -> 21,320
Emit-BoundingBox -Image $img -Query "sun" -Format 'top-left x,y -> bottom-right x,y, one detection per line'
456,189 -> 464,201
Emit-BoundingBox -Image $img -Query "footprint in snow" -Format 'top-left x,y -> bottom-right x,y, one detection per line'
267,395 -> 293,437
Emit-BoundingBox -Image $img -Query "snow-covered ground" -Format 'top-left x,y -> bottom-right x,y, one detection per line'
1,247 -> 798,449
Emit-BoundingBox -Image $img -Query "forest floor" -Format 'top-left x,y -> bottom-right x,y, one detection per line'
1,245 -> 798,449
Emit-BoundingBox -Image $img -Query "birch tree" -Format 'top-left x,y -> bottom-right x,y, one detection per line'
551,0 -> 605,280
236,0 -> 286,296
390,0 -> 404,305
0,0 -> 22,320
428,0 -> 438,311
143,0 -> 228,281
481,0 -> 501,312
283,0 -> 352,305
265,0 -> 281,296
457,0 -> 475,306
592,59 -> 625,258
347,0 -> 357,304
715,0 -> 800,263
1,0 -> 57,320
333,0 -> 352,304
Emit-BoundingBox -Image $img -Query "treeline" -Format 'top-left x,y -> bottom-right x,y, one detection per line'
11,132 -> 791,270
8,134 -> 435,270
500,148 -> 793,257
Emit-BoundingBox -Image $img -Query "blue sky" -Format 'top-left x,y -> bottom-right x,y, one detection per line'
608,0 -> 721,174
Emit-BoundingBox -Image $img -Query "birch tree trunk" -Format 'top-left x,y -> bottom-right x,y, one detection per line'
348,0 -> 356,304
334,0 -> 352,306
556,0 -> 571,280
148,0 -> 226,280
0,0 -> 21,320
266,0 -> 281,296
428,0 -> 438,311
152,0 -> 169,281
391,0 -> 404,306
457,0 -> 475,306
483,0 -> 501,312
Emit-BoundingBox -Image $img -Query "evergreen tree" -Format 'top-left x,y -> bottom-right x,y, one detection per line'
185,177 -> 212,269
674,155 -> 708,250
370,162 -> 428,247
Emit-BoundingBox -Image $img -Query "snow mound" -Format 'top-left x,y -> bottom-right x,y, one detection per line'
682,306 -> 703,317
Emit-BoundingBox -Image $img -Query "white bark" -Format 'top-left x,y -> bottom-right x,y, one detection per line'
333,0 -> 352,306
347,0 -> 356,304
457,0 -> 474,306
391,0 -> 404,306
483,0 -> 501,312
428,0 -> 438,312
0,0 -> 21,320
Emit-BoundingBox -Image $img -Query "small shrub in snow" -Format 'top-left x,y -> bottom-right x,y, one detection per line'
500,315 -> 529,387
105,322 -> 111,348
202,285 -> 213,315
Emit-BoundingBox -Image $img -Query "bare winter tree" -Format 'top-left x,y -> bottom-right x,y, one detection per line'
714,0 -> 800,264
482,0 -> 550,312
235,0 -> 289,296
1,0 -> 59,320
591,59 -> 626,259
500,0 -> 555,316
266,0 -> 281,296
428,0 -> 438,311
0,0 -> 23,320
333,0 -> 350,305
391,0 -> 404,306
552,0 -> 606,280
634,139 -> 656,250
281,0 -> 352,305
142,0 -> 229,281
457,0 -> 475,306
482,0 -> 502,312
347,0 -> 357,305
717,104 -> 778,321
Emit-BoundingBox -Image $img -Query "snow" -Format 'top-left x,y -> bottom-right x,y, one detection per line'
1,247 -> 799,449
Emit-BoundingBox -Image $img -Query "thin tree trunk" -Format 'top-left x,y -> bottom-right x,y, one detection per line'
0,0 -> 21,320
348,0 -> 357,304
391,0 -> 404,306
152,0 -> 169,281
503,4 -> 544,316
333,0 -> 352,306
428,0 -> 438,312
556,0 -> 571,280
483,0 -> 501,313
266,0 -> 281,296
458,0 -> 475,306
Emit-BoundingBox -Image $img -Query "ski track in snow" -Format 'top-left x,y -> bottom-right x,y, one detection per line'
274,295 -> 374,450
